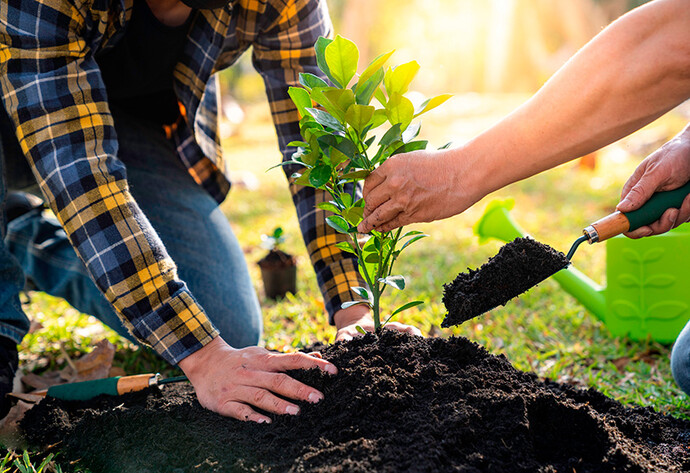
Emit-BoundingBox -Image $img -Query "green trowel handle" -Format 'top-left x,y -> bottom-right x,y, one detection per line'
625,181 -> 690,231
586,182 -> 690,242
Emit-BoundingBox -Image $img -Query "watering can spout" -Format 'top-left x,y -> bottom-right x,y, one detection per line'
473,199 -> 607,321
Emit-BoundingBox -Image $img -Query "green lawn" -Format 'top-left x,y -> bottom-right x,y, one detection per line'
4,96 -> 689,470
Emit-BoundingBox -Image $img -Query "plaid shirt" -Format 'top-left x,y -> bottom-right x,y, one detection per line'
0,0 -> 364,365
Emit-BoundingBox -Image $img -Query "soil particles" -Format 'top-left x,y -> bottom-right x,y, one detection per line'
21,331 -> 690,473
442,237 -> 570,327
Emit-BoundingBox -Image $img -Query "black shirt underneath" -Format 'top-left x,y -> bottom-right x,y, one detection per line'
96,0 -> 193,125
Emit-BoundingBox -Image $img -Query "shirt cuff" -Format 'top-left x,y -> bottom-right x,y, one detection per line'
129,289 -> 219,365
315,257 -> 367,324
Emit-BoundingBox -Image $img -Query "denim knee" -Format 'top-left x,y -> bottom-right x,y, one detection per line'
671,320 -> 690,395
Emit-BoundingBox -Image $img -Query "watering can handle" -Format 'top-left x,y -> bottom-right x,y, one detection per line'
584,181 -> 690,242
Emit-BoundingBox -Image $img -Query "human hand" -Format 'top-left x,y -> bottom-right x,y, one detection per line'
617,125 -> 690,238
178,337 -> 337,423
333,304 -> 423,342
357,148 -> 477,233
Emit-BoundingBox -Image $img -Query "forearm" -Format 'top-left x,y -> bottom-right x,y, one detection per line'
459,0 -> 690,199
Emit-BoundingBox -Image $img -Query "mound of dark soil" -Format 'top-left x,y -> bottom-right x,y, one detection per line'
443,237 -> 570,326
21,332 -> 690,473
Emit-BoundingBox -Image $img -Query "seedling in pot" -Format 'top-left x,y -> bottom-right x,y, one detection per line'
257,227 -> 298,299
282,35 -> 451,330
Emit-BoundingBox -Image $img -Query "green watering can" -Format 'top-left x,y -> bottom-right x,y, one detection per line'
474,198 -> 690,344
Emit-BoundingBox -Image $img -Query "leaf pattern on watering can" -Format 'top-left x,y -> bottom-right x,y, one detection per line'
643,274 -> 676,288
617,274 -> 641,288
641,247 -> 665,263
622,249 -> 642,264
645,301 -> 688,322
611,300 -> 642,321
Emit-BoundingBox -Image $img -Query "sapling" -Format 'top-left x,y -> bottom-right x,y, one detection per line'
283,35 -> 451,330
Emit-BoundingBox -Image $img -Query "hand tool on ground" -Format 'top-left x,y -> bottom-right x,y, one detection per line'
442,182 -> 690,326
20,374 -> 189,402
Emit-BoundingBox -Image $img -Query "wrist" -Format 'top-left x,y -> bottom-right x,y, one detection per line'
178,336 -> 230,378
333,304 -> 371,330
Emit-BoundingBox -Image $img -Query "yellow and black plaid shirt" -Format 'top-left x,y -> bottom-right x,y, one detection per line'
0,0 -> 364,364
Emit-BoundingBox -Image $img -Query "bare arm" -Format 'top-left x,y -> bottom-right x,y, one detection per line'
359,0 -> 690,233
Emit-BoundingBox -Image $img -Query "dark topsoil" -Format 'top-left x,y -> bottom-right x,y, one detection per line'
443,237 -> 570,327
257,249 -> 297,270
21,331 -> 690,473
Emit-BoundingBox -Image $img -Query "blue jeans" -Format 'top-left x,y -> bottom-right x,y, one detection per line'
671,320 -> 690,396
0,107 -> 262,353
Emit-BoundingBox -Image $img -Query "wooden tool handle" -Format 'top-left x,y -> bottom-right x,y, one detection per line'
588,211 -> 630,242
117,374 -> 155,395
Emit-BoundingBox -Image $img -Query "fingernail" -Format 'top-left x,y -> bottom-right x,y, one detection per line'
257,417 -> 271,424
285,405 -> 300,415
308,392 -> 323,403
324,363 -> 338,375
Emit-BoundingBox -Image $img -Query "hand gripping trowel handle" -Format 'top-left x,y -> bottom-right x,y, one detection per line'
583,181 -> 690,243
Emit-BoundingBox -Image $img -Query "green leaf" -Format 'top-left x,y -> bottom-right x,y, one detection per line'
364,253 -> 380,263
344,206 -> 364,226
317,201 -> 342,214
399,234 -> 428,252
345,104 -> 375,132
287,140 -> 309,148
379,123 -> 402,148
340,169 -> 371,180
309,164 -> 332,187
371,109 -> 388,129
323,88 -> 355,115
315,36 -> 335,85
391,300 -> 424,317
324,35 -> 359,89
402,122 -> 420,143
288,87 -> 312,117
293,169 -> 313,187
386,93 -> 415,129
342,300 -> 369,310
378,275 -> 405,290
414,93 -> 452,117
299,72 -> 329,90
326,215 -> 351,234
401,230 -> 425,238
335,241 -> 356,254
334,137 -> 358,158
306,108 -> 345,132
356,49 -> 395,92
330,148 -> 349,168
355,325 -> 367,334
310,88 -> 346,121
391,140 -> 428,156
384,61 -> 420,96
438,141 -> 453,150
351,286 -> 370,300
374,87 -> 387,106
355,67 -> 384,106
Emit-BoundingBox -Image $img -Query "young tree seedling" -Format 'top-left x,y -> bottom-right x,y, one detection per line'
283,35 -> 451,330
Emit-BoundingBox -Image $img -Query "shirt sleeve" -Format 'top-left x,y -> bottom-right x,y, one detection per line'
0,0 -> 218,364
246,0 -> 367,323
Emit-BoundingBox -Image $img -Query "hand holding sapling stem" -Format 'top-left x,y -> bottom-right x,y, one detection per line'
179,337 -> 337,423
334,304 -> 422,341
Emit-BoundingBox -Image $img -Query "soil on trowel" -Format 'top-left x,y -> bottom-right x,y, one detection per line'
442,237 -> 570,327
21,331 -> 690,473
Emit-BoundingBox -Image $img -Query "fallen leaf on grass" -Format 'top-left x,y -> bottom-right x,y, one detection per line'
612,357 -> 631,372
0,400 -> 35,445
60,339 -> 115,382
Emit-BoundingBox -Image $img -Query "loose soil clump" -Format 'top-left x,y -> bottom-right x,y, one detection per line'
443,237 -> 570,326
21,332 -> 690,473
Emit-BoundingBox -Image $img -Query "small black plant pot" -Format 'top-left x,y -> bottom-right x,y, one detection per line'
257,249 -> 297,299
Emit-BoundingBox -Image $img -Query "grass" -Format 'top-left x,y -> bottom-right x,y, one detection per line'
3,95 -> 689,471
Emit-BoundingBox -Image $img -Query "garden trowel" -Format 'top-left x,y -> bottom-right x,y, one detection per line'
442,181 -> 690,326
13,374 -> 189,402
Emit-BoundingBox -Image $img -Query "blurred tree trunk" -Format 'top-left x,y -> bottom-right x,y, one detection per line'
340,0 -> 376,66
